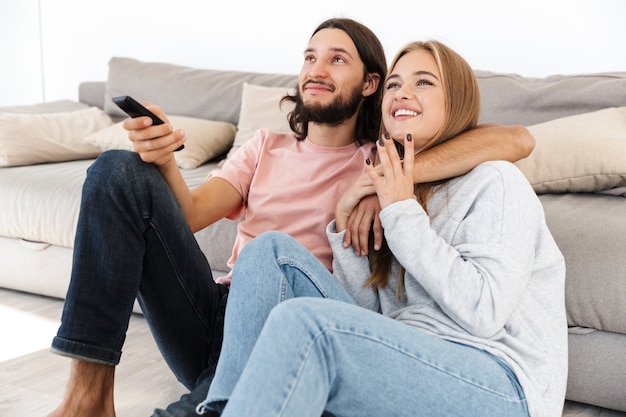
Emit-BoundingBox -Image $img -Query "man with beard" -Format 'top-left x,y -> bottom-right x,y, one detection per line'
47,18 -> 533,417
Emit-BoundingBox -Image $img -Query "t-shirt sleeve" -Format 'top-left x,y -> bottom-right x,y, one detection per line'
207,129 -> 266,220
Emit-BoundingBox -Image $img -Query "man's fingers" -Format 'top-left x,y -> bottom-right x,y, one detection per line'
371,214 -> 383,251
347,194 -> 381,256
346,202 -> 365,253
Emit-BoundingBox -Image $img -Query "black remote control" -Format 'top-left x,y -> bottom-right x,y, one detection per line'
112,95 -> 184,151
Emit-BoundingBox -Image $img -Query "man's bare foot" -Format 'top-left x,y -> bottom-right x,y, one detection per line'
46,359 -> 116,417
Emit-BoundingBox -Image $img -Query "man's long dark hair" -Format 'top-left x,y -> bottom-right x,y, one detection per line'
281,18 -> 387,146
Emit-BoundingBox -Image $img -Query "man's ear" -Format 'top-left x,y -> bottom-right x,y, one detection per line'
362,73 -> 381,98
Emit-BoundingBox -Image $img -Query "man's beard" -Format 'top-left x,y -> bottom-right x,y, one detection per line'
299,84 -> 363,126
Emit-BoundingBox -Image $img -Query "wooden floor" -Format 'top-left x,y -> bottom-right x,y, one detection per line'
1,287 -> 625,417
0,288 -> 186,416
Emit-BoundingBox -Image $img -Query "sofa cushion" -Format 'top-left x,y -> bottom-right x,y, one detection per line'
540,193 -> 626,335
224,83 -> 295,161
566,330 -> 626,411
0,158 -> 221,249
476,70 -> 626,126
597,186 -> 626,197
0,159 -> 96,247
83,116 -> 237,169
104,57 -> 297,125
515,107 -> 626,193
0,107 -> 113,167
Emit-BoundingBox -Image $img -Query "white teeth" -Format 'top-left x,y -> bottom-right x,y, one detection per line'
394,109 -> 418,117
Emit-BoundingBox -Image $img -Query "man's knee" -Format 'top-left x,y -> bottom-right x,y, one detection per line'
87,150 -> 157,190
91,149 -> 138,172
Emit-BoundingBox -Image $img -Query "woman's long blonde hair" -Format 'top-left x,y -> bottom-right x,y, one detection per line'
365,40 -> 481,298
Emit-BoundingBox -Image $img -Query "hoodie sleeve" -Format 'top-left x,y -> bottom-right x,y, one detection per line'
326,220 -> 381,312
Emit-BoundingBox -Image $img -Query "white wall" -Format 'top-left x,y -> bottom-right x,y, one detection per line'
0,0 -> 44,105
2,0 -> 625,106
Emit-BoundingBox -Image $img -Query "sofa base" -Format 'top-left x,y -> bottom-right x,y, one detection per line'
0,236 -> 73,300
567,330 -> 626,412
0,235 -> 228,314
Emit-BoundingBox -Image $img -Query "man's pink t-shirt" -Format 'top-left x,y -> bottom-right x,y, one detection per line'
207,128 -> 375,277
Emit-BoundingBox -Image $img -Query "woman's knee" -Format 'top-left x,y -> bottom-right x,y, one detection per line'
268,298 -> 330,329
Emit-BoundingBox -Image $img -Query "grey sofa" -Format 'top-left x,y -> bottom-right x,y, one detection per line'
1,57 -> 625,412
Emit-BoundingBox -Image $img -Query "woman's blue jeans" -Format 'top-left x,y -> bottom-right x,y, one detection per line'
202,231 -> 529,417
51,150 -> 228,390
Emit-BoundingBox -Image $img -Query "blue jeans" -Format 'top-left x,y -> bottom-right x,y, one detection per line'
51,150 -> 228,390
201,231 -> 529,417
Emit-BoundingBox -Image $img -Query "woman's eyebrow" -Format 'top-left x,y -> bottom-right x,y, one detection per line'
414,70 -> 439,80
386,70 -> 439,82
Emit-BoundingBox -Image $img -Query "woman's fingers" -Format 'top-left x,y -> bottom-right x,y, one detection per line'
403,133 -> 415,178
376,132 -> 406,180
370,133 -> 416,208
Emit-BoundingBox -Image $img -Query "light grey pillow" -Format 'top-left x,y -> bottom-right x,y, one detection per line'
104,57 -> 297,125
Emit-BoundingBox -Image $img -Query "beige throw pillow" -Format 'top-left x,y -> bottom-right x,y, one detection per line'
515,107 -> 626,193
0,107 -> 113,167
223,83 -> 295,161
83,116 -> 237,169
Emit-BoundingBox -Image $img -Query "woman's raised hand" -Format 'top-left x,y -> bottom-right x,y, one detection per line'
366,133 -> 416,209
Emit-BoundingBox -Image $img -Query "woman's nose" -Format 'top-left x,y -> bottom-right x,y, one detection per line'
395,84 -> 412,100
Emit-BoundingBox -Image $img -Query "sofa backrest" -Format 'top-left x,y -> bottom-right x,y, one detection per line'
82,56 -> 626,128
102,57 -> 297,125
475,70 -> 626,126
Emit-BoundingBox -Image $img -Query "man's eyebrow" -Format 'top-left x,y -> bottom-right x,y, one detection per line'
304,47 -> 354,59
330,47 -> 353,57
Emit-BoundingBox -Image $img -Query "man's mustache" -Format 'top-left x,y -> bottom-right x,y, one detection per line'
302,80 -> 336,92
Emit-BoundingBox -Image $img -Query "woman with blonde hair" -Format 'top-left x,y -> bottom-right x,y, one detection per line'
197,40 -> 567,417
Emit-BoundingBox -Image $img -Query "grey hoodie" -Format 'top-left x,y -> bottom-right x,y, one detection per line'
327,161 -> 567,417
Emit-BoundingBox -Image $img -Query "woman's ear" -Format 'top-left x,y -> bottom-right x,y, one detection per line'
362,73 -> 381,98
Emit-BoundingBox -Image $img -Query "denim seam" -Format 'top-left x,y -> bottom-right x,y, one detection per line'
148,219 -> 212,333
286,325 -> 525,406
276,256 -> 330,298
